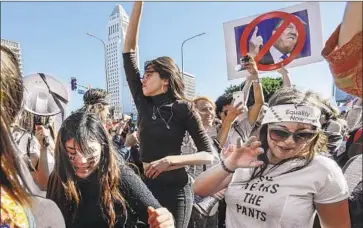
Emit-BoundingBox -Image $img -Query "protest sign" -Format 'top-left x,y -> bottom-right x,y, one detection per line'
223,2 -> 323,80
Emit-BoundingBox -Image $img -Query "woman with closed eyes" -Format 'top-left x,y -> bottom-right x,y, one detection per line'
193,88 -> 351,228
46,111 -> 174,228
123,2 -> 213,227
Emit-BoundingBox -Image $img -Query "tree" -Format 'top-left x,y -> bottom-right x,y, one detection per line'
224,77 -> 283,103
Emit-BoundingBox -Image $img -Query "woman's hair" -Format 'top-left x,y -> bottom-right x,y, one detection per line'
215,94 -> 233,119
47,111 -> 127,227
81,88 -> 110,124
1,116 -> 32,207
249,87 -> 328,181
307,91 -> 340,121
0,45 -> 31,206
1,45 -> 23,123
193,96 -> 216,110
144,57 -> 185,100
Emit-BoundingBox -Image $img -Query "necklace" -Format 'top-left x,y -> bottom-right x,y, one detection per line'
158,103 -> 173,129
152,103 -> 174,129
152,102 -> 168,120
152,104 -> 163,120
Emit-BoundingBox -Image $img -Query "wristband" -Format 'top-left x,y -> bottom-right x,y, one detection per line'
221,159 -> 235,174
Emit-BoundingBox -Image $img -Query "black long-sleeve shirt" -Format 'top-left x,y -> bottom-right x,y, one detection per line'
123,52 -> 211,186
46,165 -> 161,228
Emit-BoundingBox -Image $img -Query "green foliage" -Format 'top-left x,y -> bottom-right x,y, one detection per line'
224,77 -> 283,102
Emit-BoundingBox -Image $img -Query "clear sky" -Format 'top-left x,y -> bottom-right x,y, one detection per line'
1,1 -> 346,113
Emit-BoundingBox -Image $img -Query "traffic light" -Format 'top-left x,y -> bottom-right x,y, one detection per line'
71,77 -> 77,91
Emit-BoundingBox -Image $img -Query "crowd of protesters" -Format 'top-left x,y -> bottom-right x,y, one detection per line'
1,1 -> 362,228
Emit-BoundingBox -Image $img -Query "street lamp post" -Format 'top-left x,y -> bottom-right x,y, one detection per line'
181,32 -> 206,79
86,32 -> 108,92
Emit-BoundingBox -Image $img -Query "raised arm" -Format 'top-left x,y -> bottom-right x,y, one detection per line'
216,103 -> 244,147
245,55 -> 264,126
123,1 -> 143,53
32,125 -> 55,191
247,81 -> 264,126
338,2 -> 362,48
277,65 -> 292,88
321,2 -> 362,98
123,2 -> 145,112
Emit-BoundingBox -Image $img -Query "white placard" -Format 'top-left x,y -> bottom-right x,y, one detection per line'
223,2 -> 323,80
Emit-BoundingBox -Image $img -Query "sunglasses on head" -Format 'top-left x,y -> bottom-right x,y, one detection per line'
268,127 -> 317,144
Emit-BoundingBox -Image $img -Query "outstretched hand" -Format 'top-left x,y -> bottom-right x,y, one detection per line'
148,207 -> 175,228
223,136 -> 264,171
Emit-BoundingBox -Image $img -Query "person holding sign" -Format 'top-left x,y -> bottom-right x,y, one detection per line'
277,64 -> 292,88
193,88 -> 350,228
217,54 -> 264,149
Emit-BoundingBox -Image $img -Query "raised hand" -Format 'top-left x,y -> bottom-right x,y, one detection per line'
34,125 -> 53,148
225,101 -> 247,123
223,136 -> 264,171
277,63 -> 288,76
244,53 -> 259,79
148,207 -> 175,228
248,26 -> 263,58
220,144 -> 234,160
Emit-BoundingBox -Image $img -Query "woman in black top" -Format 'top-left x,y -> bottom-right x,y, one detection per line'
123,2 -> 213,228
46,112 -> 174,228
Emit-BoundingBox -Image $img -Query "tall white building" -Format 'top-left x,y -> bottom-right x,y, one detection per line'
107,5 -> 139,118
182,72 -> 195,100
1,38 -> 23,75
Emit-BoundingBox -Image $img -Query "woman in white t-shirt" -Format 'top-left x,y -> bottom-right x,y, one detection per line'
193,88 -> 351,228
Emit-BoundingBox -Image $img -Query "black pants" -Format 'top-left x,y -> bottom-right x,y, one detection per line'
145,180 -> 193,228
218,199 -> 226,228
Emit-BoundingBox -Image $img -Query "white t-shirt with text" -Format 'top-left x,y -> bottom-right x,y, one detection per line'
224,154 -> 349,228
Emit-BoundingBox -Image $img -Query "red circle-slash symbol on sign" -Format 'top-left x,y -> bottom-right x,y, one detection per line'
240,11 -> 306,71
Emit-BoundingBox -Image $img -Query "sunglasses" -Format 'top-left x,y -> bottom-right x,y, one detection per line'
269,127 -> 317,144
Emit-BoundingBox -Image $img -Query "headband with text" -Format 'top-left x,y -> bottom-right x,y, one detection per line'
261,104 -> 321,128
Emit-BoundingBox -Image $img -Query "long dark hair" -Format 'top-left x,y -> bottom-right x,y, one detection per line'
79,88 -> 110,124
47,111 -> 127,227
249,88 -> 328,181
144,56 -> 186,100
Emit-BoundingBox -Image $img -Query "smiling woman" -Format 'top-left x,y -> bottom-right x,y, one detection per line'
193,87 -> 351,228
